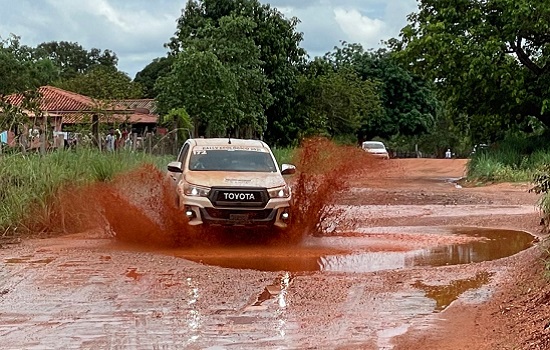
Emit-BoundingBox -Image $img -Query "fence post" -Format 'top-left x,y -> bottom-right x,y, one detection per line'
20,125 -> 28,154
40,114 -> 47,155
173,116 -> 179,156
92,114 -> 99,150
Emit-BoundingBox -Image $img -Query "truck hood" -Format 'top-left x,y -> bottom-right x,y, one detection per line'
184,171 -> 287,189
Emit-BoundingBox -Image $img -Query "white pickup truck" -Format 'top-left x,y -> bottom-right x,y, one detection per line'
167,138 -> 295,229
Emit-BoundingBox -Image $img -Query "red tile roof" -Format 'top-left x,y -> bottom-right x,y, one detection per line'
7,86 -> 96,111
5,86 -> 157,124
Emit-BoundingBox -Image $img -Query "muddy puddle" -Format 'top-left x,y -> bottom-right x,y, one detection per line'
119,226 -> 535,273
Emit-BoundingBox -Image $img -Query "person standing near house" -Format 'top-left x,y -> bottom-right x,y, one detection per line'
105,129 -> 115,152
114,128 -> 123,150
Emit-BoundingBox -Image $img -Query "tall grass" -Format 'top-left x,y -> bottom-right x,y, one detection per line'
467,133 -> 550,231
467,152 -> 532,182
272,147 -> 296,166
0,149 -> 171,235
467,135 -> 550,183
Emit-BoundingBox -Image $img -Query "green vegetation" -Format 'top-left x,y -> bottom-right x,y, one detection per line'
467,134 -> 550,182
465,133 -> 550,228
393,0 -> 550,130
0,149 -> 170,235
55,65 -> 143,99
4,0 -> 550,155
159,0 -> 303,140
271,147 -> 295,166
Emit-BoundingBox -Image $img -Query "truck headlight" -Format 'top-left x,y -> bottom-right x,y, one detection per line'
182,182 -> 211,197
268,185 -> 291,198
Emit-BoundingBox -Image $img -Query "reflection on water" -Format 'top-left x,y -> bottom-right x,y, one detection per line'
413,271 -> 492,312
180,255 -> 320,272
412,227 -> 536,267
320,228 -> 535,272
170,227 -> 535,273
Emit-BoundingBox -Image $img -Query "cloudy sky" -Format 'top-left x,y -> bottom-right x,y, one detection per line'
0,0 -> 418,78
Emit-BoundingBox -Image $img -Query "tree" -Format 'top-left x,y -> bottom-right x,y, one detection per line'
392,0 -> 550,131
34,41 -> 118,80
156,48 -> 239,137
167,0 -> 306,145
0,35 -> 56,96
325,43 -> 438,139
160,108 -> 194,144
295,61 -> 383,143
55,65 -> 143,100
134,56 -> 175,98
159,11 -> 273,137
0,35 -> 57,133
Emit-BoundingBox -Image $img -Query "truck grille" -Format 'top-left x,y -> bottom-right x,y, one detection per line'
209,187 -> 268,207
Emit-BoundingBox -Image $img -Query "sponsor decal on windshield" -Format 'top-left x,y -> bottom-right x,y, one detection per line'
193,146 -> 267,154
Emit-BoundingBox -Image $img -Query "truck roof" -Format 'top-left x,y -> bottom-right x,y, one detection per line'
189,138 -> 269,149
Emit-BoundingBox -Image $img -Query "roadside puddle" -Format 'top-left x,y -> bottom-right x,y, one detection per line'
168,226 -> 535,273
413,271 -> 493,312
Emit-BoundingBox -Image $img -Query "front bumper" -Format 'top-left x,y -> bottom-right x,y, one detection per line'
179,195 -> 291,228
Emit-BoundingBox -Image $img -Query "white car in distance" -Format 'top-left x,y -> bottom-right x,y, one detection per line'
362,141 -> 390,159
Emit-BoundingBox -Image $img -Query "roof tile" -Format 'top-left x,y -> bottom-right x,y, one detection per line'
5,86 -> 158,124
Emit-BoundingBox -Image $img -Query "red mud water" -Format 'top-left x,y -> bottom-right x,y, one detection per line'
157,227 -> 535,272
288,137 -> 387,238
33,164 -> 190,247
31,138 -> 384,247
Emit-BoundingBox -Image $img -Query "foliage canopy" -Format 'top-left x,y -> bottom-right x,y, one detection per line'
392,0 -> 550,132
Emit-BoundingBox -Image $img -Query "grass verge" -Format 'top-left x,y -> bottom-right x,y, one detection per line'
0,149 -> 171,235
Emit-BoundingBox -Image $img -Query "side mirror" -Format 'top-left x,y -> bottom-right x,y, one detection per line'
281,163 -> 296,175
167,161 -> 183,173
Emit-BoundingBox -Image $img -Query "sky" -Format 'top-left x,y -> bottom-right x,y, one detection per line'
0,0 -> 419,79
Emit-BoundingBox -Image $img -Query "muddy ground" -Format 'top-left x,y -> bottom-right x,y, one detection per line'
0,158 -> 548,349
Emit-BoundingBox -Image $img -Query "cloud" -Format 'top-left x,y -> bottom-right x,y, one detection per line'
266,0 -> 417,58
333,8 -> 388,48
1,0 -> 180,77
43,0 -> 179,51
0,0 -> 418,78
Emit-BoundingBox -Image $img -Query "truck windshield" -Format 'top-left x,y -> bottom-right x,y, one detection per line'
189,150 -> 277,172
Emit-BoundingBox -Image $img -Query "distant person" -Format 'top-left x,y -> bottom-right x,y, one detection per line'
115,128 -> 123,150
445,148 -> 452,159
105,129 -> 115,152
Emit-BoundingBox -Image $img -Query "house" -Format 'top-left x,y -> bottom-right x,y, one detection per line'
4,86 -> 158,133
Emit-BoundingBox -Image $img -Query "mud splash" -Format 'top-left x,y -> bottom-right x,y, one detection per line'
287,137 -> 385,240
29,138 -> 383,247
28,164 -> 190,247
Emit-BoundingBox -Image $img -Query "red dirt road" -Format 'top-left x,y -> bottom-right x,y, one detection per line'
0,158 -> 545,349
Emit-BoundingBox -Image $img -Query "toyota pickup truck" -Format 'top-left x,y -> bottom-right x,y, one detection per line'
166,138 -> 295,229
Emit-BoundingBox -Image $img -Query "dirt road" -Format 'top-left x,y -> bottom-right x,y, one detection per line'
0,158 -> 544,349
